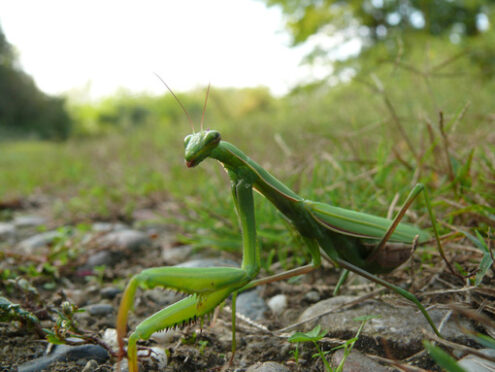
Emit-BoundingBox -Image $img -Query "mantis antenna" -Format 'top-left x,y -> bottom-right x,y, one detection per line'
200,83 -> 211,131
153,72 -> 195,133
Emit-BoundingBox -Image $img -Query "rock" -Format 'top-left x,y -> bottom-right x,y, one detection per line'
84,303 -> 114,316
0,222 -> 16,242
458,348 -> 495,372
92,222 -> 127,232
100,287 -> 122,299
148,346 -> 168,369
13,215 -> 46,228
150,329 -> 178,345
236,288 -> 267,321
18,231 -> 60,253
85,251 -> 114,268
176,258 -> 239,268
331,349 -> 389,372
18,344 -> 108,372
98,229 -> 152,253
82,359 -> 99,372
267,294 -> 288,315
102,328 -> 118,350
246,361 -> 290,372
162,245 -> 194,264
304,290 -> 320,303
299,295 -> 473,358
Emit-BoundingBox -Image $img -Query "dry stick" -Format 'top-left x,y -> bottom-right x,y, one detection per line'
438,111 -> 456,184
424,329 -> 495,364
371,74 -> 418,161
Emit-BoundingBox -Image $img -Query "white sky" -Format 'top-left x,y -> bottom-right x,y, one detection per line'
0,0 -> 322,101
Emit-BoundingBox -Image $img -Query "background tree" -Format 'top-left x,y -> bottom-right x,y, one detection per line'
0,24 -> 72,140
262,0 -> 494,76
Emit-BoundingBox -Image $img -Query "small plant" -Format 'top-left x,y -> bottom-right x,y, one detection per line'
289,324 -> 331,371
288,315 -> 376,371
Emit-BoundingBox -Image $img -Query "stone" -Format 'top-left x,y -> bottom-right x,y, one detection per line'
13,215 -> 46,228
176,258 -> 239,268
331,349 -> 389,372
298,295 -> 473,358
18,231 -> 60,253
18,344 -> 108,372
84,303 -> 114,316
267,294 -> 288,315
246,361 -> 290,372
98,229 -> 152,253
458,349 -> 495,372
237,288 -> 267,321
100,287 -> 122,299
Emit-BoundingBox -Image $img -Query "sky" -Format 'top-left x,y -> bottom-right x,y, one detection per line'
0,0 -> 321,101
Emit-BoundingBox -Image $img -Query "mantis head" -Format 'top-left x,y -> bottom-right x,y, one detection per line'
184,130 -> 221,167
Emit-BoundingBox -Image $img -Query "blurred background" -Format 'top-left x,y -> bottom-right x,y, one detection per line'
0,0 -> 493,248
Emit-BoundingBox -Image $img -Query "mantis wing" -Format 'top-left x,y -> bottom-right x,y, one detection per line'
305,200 -> 430,244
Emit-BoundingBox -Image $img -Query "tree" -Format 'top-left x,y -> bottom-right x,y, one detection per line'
0,24 -> 72,140
262,0 -> 494,74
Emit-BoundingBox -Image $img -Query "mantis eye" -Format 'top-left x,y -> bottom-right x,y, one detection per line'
184,135 -> 193,148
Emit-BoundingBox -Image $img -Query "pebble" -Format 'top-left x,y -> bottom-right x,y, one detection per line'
100,286 -> 123,299
85,303 -> 115,316
102,328 -> 119,350
98,229 -> 152,252
458,348 -> 495,372
18,344 -> 108,372
81,359 -> 99,372
18,230 -> 60,253
150,329 -> 178,345
162,245 -> 194,264
92,222 -> 127,232
0,222 -> 16,241
246,361 -> 290,372
304,290 -> 320,303
176,258 -> 239,268
236,288 -> 268,321
267,294 -> 287,315
331,349 -> 388,372
13,215 -> 46,228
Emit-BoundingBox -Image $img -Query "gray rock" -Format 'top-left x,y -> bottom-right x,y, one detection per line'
304,290 -> 320,303
92,222 -> 127,232
236,288 -> 267,321
18,230 -> 60,253
246,361 -> 290,372
162,245 -> 194,264
176,258 -> 239,268
98,229 -> 152,253
84,303 -> 114,316
81,359 -> 99,372
299,295 -> 473,357
85,251 -> 114,268
14,215 -> 46,228
18,344 -> 108,372
267,294 -> 288,315
100,286 -> 122,299
331,349 -> 390,372
458,349 -> 495,372
0,222 -> 16,241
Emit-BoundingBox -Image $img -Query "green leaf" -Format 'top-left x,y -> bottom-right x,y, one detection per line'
463,230 -> 493,286
288,325 -> 327,343
423,341 -> 466,372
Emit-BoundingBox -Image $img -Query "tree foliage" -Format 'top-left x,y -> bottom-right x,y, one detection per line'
0,25 -> 72,140
262,0 -> 494,74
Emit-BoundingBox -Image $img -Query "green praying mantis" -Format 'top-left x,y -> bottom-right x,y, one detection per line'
116,81 -> 444,372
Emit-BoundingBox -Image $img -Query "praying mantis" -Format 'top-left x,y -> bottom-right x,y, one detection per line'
116,82 -> 444,372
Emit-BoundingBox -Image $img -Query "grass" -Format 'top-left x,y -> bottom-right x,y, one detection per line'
1,47 -> 494,272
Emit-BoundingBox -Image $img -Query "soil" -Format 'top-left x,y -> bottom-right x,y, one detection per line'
0,201 -> 492,372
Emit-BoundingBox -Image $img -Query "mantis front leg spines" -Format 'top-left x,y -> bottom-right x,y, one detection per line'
116,91 -> 443,371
